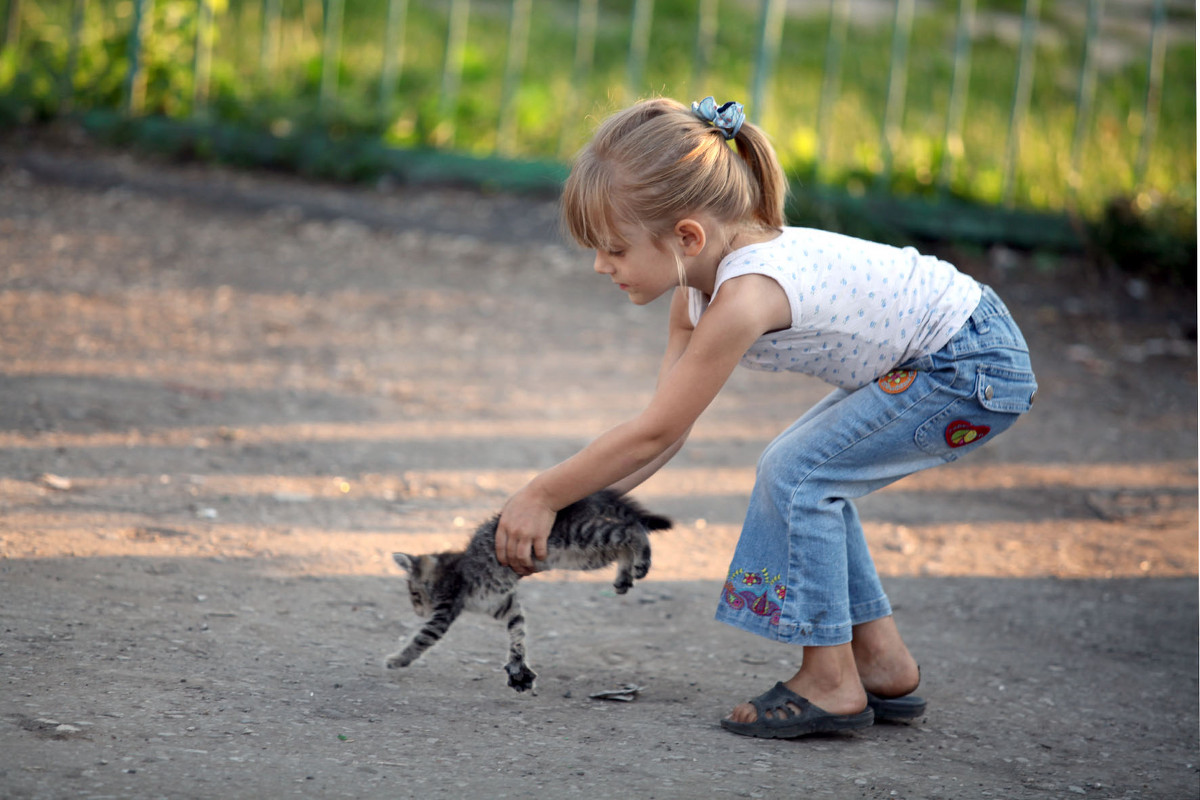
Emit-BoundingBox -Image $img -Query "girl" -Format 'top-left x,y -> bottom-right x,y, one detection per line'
495,96 -> 1037,738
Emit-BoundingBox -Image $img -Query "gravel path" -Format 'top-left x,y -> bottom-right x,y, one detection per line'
1,138 -> 1196,799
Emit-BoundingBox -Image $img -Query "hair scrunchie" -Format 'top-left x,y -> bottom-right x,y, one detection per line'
691,96 -> 745,140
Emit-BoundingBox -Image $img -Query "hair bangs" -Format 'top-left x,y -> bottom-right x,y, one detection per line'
561,154 -> 629,252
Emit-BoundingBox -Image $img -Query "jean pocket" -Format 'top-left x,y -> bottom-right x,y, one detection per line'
975,365 -> 1038,414
914,366 -> 1038,459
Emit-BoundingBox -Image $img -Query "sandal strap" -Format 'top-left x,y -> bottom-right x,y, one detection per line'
750,681 -> 810,723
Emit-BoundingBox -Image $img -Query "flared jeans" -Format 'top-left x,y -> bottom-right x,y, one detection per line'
715,285 -> 1038,645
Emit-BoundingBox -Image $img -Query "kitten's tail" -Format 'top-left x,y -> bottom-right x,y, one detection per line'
638,511 -> 673,532
598,489 -> 673,532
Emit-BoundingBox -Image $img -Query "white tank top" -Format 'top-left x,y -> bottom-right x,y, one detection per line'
688,227 -> 981,390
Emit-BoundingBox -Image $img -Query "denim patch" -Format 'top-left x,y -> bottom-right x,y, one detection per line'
945,419 -> 991,447
877,368 -> 918,394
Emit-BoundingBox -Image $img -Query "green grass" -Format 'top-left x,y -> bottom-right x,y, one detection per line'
4,0 -> 1195,233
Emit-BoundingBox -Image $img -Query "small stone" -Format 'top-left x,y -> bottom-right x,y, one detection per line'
40,474 -> 72,491
272,492 -> 312,503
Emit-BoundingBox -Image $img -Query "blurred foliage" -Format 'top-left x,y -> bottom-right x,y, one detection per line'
1,0 -> 1195,279
1093,193 -> 1197,287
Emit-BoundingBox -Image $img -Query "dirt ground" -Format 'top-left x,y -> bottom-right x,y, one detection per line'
0,132 -> 1197,800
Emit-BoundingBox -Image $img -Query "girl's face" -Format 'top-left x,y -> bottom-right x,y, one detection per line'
591,225 -> 680,306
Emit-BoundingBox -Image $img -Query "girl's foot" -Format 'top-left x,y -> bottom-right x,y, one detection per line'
725,616 -> 920,726
725,674 -> 868,724
725,643 -> 866,725
721,681 -> 874,738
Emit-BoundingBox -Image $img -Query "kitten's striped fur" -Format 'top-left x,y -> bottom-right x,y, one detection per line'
386,490 -> 672,692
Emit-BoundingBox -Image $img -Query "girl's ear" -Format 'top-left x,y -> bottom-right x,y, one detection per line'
673,218 -> 707,256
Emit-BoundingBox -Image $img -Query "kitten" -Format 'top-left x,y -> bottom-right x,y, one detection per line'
386,490 -> 672,692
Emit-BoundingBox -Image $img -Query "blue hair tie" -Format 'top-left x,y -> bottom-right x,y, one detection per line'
691,96 -> 745,140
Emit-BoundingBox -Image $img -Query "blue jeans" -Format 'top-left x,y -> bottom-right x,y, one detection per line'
715,285 -> 1037,645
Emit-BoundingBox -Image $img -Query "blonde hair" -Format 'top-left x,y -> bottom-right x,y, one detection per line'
561,97 -> 788,257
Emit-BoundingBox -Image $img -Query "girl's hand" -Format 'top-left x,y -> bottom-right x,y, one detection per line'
495,487 -> 557,575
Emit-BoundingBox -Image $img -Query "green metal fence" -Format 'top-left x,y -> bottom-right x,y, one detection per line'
1,0 -> 1195,243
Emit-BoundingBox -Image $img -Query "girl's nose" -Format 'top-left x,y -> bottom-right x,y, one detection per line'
593,253 -> 613,275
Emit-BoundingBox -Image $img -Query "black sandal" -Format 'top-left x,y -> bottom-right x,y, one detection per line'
721,682 -> 874,739
866,691 -> 927,722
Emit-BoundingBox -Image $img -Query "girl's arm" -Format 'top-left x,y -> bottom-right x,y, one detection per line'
606,426 -> 689,495
610,290 -> 694,495
496,274 -> 790,573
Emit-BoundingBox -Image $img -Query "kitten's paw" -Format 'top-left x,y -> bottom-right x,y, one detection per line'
633,560 -> 651,580
384,652 -> 412,670
613,576 -> 633,595
505,661 -> 537,692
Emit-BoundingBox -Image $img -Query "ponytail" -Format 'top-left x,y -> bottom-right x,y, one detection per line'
732,123 -> 788,230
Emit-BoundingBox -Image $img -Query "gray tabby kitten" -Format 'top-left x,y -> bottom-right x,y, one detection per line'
386,490 -> 671,692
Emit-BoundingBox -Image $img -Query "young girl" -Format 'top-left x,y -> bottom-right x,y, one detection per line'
494,96 -> 1037,738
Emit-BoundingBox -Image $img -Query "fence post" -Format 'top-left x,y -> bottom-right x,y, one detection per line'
1135,0 -> 1167,189
938,0 -> 975,192
626,0 -> 654,101
879,0 -> 914,184
261,0 -> 282,80
59,0 -> 87,111
1069,0 -> 1104,198
124,0 -> 154,115
750,0 -> 784,124
193,0 -> 214,115
496,0 -> 531,155
3,0 -> 20,52
558,0 -> 597,156
319,0 -> 345,115
380,0 -> 409,116
816,0 -> 848,182
1002,0 -> 1039,207
691,0 -> 718,96
437,0 -> 470,145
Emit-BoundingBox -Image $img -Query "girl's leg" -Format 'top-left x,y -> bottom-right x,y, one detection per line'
723,385 -> 934,721
724,286 -> 1037,727
719,381 -> 946,633
723,379 -> 1003,719
726,512 -> 920,722
842,499 -> 921,696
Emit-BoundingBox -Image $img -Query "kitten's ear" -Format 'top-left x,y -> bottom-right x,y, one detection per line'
392,553 -> 416,574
